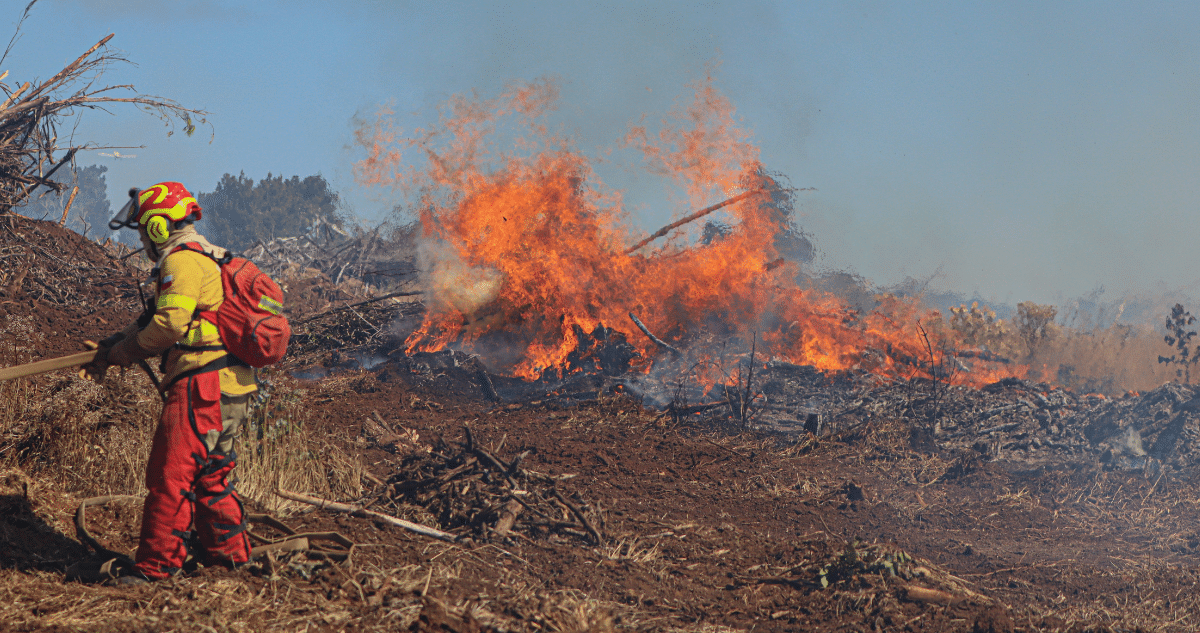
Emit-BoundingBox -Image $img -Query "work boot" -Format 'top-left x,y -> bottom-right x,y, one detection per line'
105,574 -> 149,587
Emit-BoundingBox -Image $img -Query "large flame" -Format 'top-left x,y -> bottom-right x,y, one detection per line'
355,75 -> 1024,388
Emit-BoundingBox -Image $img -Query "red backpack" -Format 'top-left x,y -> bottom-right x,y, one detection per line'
175,244 -> 290,367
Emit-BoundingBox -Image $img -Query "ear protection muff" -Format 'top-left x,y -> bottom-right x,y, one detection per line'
145,215 -> 171,244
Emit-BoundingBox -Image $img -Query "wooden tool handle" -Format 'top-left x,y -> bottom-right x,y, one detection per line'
0,350 -> 99,382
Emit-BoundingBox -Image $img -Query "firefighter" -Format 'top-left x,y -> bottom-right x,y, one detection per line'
83,182 -> 257,583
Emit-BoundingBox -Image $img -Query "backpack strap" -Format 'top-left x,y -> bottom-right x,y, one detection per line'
172,242 -> 234,266
176,343 -> 226,352
166,243 -> 231,353
162,354 -> 248,391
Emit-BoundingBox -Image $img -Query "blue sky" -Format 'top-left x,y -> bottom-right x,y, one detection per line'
10,0 -> 1200,311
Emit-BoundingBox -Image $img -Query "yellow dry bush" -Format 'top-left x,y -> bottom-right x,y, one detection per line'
1016,301 -> 1060,359
949,302 -> 1018,357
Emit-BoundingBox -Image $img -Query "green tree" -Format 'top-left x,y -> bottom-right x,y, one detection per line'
196,172 -> 342,252
15,164 -> 113,239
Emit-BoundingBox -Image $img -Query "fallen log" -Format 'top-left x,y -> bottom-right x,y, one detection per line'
493,498 -> 523,537
274,488 -> 461,544
903,585 -> 958,605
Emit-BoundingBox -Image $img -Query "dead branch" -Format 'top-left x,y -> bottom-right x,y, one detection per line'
469,441 -> 520,488
551,489 -> 603,546
625,189 -> 765,254
274,488 -> 461,544
742,333 -> 758,425
57,185 -> 77,225
0,34 -> 209,215
629,312 -> 681,357
293,291 -> 423,326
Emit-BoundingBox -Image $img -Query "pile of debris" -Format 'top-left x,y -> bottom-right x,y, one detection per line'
286,294 -> 423,370
363,421 -> 603,546
734,537 -> 988,609
0,215 -> 145,356
1071,381 -> 1200,470
241,218 -> 417,297
0,215 -> 142,311
241,219 -> 430,371
748,365 -> 1200,476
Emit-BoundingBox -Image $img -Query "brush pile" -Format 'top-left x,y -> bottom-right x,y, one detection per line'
0,214 -> 143,322
241,219 -> 417,292
366,424 -> 603,546
286,296 -> 423,370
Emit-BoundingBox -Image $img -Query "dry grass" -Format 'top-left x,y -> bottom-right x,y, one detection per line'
0,320 -> 362,511
602,536 -> 663,563
1032,323 -> 1173,394
0,317 -> 159,495
236,372 -> 364,514
0,317 -> 38,454
0,565 -> 430,632
505,589 -> 619,633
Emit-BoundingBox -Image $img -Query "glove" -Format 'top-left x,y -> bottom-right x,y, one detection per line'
79,338 -> 117,382
98,332 -> 126,348
106,336 -> 155,368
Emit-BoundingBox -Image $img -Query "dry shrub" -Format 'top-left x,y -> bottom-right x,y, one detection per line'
949,302 -> 1018,357
237,372 -> 363,514
0,316 -> 158,495
1015,301 -> 1059,358
949,301 -> 1060,361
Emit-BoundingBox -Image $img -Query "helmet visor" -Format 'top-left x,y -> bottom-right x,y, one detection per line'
107,188 -> 141,231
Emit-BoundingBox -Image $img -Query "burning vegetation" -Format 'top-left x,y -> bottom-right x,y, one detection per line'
357,76 -> 1152,403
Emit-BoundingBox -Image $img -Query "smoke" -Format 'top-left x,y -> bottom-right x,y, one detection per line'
417,238 -> 502,317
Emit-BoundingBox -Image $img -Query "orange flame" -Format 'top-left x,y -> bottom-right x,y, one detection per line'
355,76 -> 1025,389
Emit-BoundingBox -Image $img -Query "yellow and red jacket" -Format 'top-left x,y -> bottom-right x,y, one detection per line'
132,227 -> 257,394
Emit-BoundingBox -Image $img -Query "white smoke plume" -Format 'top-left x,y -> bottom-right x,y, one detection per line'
417,238 -> 502,317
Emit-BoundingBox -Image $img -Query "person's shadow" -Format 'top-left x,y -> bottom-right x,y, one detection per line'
0,490 -> 90,572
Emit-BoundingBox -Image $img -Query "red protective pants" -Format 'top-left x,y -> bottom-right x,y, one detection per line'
135,372 -> 250,579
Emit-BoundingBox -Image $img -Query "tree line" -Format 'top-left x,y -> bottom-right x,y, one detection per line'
17,167 -> 343,252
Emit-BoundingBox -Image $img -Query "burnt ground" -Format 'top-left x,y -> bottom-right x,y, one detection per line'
1,214 -> 1199,632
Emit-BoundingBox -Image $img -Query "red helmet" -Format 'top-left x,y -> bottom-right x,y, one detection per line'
109,182 -> 202,244
137,181 -> 201,224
